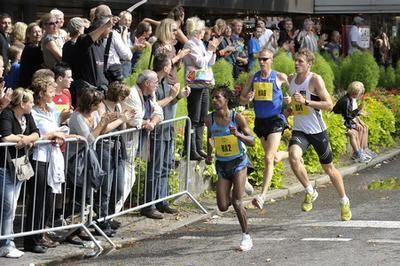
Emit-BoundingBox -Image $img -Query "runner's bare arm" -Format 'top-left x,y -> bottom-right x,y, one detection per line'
239,74 -> 255,105
234,113 -> 255,147
309,74 -> 334,111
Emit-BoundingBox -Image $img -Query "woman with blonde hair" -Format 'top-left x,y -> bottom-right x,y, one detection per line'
18,22 -> 43,88
183,17 -> 220,160
153,18 -> 190,86
10,22 -> 27,47
0,88 -> 39,258
40,13 -> 63,69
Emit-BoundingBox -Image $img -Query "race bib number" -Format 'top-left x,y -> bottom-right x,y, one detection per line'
254,82 -> 273,101
291,98 -> 310,116
214,135 -> 240,157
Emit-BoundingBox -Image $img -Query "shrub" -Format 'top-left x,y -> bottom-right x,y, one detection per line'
378,65 -> 396,88
339,51 -> 379,92
311,53 -> 335,95
324,112 -> 347,160
395,61 -> 400,86
362,97 -> 395,149
126,47 -> 152,86
321,52 -> 341,92
272,49 -> 295,75
212,59 -> 234,89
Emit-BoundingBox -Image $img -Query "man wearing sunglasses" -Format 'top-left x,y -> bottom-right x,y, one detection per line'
240,48 -> 290,210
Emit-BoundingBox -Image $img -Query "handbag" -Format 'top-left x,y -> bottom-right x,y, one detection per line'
185,66 -> 214,85
9,150 -> 34,181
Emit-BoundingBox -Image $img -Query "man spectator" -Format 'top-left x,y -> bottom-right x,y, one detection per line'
230,19 -> 248,78
118,11 -> 134,77
248,26 -> 263,69
53,63 -> 73,115
0,13 -> 12,64
141,54 -> 190,219
348,16 -> 367,54
70,15 -> 119,104
121,70 -> 163,210
326,30 -> 342,63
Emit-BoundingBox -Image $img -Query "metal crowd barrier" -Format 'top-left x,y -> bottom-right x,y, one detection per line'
90,116 -> 207,247
0,138 -> 104,255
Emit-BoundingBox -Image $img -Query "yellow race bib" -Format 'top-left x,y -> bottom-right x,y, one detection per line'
214,135 -> 240,157
290,98 -> 310,116
254,82 -> 273,101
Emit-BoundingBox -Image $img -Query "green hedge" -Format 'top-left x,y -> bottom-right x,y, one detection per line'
311,53 -> 335,95
212,59 -> 234,89
339,51 -> 379,92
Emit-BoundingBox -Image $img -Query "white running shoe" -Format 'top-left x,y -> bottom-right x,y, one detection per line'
245,180 -> 254,196
239,233 -> 253,251
5,246 -> 24,258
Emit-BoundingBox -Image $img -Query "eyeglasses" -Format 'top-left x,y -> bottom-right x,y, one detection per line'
46,21 -> 59,26
259,57 -> 271,62
172,28 -> 178,33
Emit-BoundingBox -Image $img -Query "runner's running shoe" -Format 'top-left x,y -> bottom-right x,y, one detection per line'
302,190 -> 318,212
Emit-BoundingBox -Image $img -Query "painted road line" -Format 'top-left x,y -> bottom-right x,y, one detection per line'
301,237 -> 352,242
300,220 -> 400,229
367,239 -> 400,244
178,236 -> 225,240
205,217 -> 271,225
252,237 -> 286,241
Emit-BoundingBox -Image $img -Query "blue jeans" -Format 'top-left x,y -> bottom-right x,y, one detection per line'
145,139 -> 174,209
0,168 -> 23,247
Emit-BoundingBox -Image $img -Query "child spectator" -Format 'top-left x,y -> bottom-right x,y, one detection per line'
4,45 -> 23,89
333,81 -> 377,163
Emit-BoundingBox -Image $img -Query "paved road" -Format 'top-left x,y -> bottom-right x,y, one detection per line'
66,156 -> 400,265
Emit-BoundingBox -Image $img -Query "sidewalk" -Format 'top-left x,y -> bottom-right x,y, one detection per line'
2,147 -> 400,265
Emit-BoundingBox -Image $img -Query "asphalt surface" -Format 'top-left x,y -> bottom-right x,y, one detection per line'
60,155 -> 400,266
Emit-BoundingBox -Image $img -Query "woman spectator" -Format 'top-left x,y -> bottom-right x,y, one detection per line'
40,13 -> 63,69
10,22 -> 27,47
183,17 -> 219,160
296,18 -> 318,53
153,18 -> 190,86
4,45 -> 23,89
0,88 -> 39,258
18,23 -> 44,88
68,87 -> 126,236
97,81 -> 134,220
212,18 -> 226,39
24,77 -> 71,253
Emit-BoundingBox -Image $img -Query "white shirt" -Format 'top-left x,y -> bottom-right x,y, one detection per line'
259,29 -> 273,48
107,30 -> 133,65
348,25 -> 361,54
122,84 -> 163,128
32,103 -> 61,162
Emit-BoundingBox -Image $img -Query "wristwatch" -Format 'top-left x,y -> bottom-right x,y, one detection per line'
305,99 -> 310,106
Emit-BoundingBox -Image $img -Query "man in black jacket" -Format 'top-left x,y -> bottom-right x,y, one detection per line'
0,13 -> 12,65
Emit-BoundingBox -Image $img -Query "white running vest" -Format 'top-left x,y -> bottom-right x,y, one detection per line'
289,73 -> 327,134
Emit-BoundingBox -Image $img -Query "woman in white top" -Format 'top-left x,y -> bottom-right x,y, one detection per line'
25,77 -> 72,253
40,13 -> 64,69
183,17 -> 219,161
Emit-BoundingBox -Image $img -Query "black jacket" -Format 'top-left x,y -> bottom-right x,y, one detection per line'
333,94 -> 360,128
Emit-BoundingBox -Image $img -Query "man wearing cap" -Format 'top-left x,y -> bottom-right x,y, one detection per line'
348,16 -> 367,54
